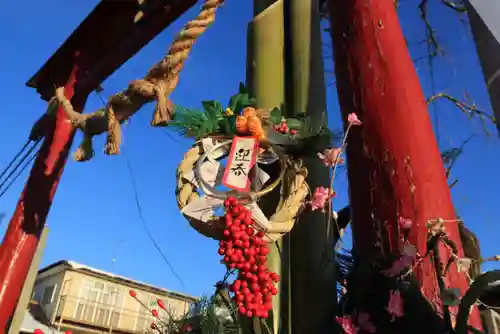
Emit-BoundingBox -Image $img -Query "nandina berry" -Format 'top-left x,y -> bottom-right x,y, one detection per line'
271,273 -> 281,282
219,198 -> 281,319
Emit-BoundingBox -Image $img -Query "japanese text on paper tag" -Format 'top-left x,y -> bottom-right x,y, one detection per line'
222,136 -> 259,191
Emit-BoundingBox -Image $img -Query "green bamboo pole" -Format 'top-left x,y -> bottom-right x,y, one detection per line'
246,2 -> 285,333
285,0 -> 337,333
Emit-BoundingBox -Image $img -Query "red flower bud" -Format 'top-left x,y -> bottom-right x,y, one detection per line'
157,298 -> 166,309
129,289 -> 137,298
151,309 -> 159,317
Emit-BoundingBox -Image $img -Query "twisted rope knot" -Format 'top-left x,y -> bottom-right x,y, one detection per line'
50,0 -> 224,162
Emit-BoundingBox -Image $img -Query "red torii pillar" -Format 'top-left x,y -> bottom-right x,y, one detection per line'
327,0 -> 482,330
0,0 -> 198,329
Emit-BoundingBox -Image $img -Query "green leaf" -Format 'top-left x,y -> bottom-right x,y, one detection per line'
228,94 -> 241,112
234,93 -> 249,114
228,115 -> 236,134
442,288 -> 461,306
286,118 -> 302,129
202,100 -> 224,118
269,107 -> 282,124
220,117 -> 231,135
196,121 -> 209,140
239,82 -> 248,94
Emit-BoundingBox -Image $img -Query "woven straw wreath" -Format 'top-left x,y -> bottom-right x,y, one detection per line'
176,137 -> 309,242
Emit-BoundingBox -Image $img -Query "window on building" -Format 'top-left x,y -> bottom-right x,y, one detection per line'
41,285 -> 56,305
74,279 -> 124,328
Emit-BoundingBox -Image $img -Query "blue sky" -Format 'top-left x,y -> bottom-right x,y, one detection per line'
0,1 -> 498,298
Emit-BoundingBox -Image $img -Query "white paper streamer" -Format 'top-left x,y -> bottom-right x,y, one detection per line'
182,156 -> 272,230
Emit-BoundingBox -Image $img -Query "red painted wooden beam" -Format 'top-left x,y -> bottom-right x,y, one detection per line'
328,0 -> 482,330
0,59 -> 86,331
27,0 -> 199,100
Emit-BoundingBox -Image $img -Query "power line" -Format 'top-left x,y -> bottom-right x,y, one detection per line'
0,139 -> 42,199
124,157 -> 187,290
0,153 -> 38,199
96,86 -> 186,290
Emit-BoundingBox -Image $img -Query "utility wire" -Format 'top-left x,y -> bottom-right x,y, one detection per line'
0,138 -> 42,199
0,153 -> 38,199
0,140 -> 31,182
96,86 -> 186,290
125,157 -> 187,290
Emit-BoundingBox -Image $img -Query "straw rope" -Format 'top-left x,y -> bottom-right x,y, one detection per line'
176,141 -> 309,242
54,0 -> 225,161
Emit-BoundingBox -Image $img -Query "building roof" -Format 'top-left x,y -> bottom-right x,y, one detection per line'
20,310 -> 64,334
38,260 -> 199,303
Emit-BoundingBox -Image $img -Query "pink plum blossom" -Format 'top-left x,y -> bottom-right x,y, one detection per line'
309,186 -> 332,211
357,311 -> 377,333
317,148 -> 344,167
398,216 -> 412,230
348,113 -> 362,126
336,316 -> 358,334
381,243 -> 417,277
386,290 -> 404,321
402,243 -> 417,258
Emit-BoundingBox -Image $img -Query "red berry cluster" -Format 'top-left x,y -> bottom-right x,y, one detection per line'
272,120 -> 297,136
218,197 -> 280,319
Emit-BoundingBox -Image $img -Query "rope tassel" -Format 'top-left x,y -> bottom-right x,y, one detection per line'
104,106 -> 121,156
74,131 -> 95,162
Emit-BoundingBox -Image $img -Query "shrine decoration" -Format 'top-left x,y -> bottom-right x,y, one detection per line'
169,83 -> 341,320
41,0 -> 333,322
174,84 -> 337,242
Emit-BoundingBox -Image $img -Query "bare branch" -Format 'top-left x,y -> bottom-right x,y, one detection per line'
441,0 -> 467,13
427,93 -> 496,134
